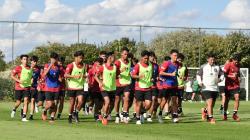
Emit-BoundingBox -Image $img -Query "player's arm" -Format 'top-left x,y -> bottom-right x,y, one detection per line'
218,67 -> 224,83
223,63 -> 235,78
64,64 -> 81,79
196,66 -> 203,87
131,64 -> 144,79
94,66 -> 103,87
159,62 -> 176,77
11,67 -> 21,83
114,60 -> 121,78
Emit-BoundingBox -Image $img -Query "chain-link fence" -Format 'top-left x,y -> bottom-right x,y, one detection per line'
0,20 -> 249,100
1,20 -> 250,64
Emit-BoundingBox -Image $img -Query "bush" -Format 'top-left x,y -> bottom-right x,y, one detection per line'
0,70 -> 14,100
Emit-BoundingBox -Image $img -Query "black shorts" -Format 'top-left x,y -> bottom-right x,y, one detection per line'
116,85 -> 130,96
219,86 -> 225,94
30,89 -> 38,99
67,90 -> 84,98
83,91 -> 89,99
38,91 -> 45,102
15,90 -> 30,101
90,91 -> 103,100
177,89 -> 184,99
135,90 -> 152,101
129,91 -> 134,102
225,88 -> 240,96
45,92 -> 59,101
158,89 -> 164,98
101,91 -> 115,101
162,88 -> 178,98
59,90 -> 66,97
152,88 -> 159,97
201,91 -> 218,100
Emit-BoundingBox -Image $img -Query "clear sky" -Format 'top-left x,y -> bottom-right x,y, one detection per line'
0,0 -> 249,61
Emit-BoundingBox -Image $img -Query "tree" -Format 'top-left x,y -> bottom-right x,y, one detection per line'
224,32 -> 250,68
0,50 -> 6,71
101,37 -> 137,58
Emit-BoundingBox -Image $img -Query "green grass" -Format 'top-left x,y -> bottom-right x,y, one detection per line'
0,101 -> 250,140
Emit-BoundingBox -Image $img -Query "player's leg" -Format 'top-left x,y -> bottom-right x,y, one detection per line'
57,91 -> 65,119
114,88 -> 122,123
42,92 -> 53,121
67,91 -> 76,123
134,90 -> 143,125
29,90 -> 36,120
232,91 -> 240,121
93,92 -> 103,121
22,90 -> 30,121
158,89 -> 167,123
122,87 -> 130,123
223,91 -> 230,121
171,95 -> 179,123
11,90 -> 22,118
101,92 -> 110,125
75,92 -> 84,123
177,89 -> 184,116
207,92 -> 217,124
50,92 -> 59,122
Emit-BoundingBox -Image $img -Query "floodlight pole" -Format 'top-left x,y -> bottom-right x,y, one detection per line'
198,28 -> 201,67
77,23 -> 80,44
12,21 -> 15,65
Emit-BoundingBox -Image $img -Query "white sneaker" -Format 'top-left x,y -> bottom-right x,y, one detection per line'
123,117 -> 129,124
84,110 -> 89,116
89,110 -> 93,115
22,118 -> 29,122
143,113 -> 147,118
11,111 -> 15,118
127,116 -> 131,122
140,115 -> 145,124
115,117 -> 120,124
136,120 -> 141,125
120,114 -> 124,123
173,118 -> 179,123
35,106 -> 39,113
147,117 -> 153,122
158,115 -> 164,123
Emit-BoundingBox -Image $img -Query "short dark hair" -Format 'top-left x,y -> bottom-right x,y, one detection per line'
99,51 -> 107,56
121,47 -> 129,52
30,55 -> 39,62
207,53 -> 215,59
74,51 -> 84,57
95,57 -> 103,64
149,51 -> 156,57
132,58 -> 139,63
58,56 -> 65,63
177,53 -> 185,60
231,53 -> 241,61
164,56 -> 171,61
141,50 -> 150,57
106,51 -> 114,58
50,52 -> 59,59
20,54 -> 29,59
170,49 -> 179,54
128,52 -> 134,59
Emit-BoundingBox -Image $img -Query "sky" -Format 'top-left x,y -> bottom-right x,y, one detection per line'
0,0 -> 250,61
